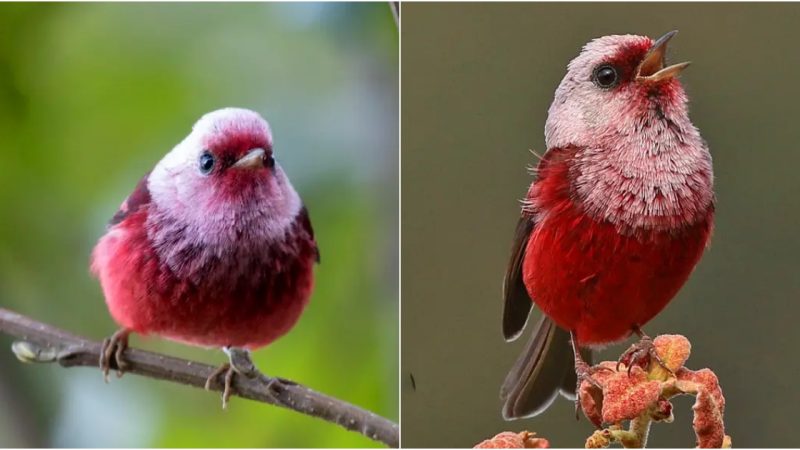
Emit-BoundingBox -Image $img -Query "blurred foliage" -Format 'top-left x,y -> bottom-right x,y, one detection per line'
401,2 -> 800,448
0,2 -> 397,448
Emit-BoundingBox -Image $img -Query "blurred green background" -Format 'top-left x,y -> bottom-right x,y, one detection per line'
402,3 -> 800,448
0,2 -> 397,448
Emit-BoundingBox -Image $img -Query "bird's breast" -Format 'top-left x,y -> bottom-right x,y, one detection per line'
568,136 -> 714,234
97,204 -> 317,348
146,205 -> 309,289
524,202 -> 712,345
522,145 -> 714,344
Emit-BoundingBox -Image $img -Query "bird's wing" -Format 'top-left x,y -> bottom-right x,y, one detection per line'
502,214 -> 535,341
298,205 -> 320,264
503,145 -> 577,340
500,145 -> 591,419
108,173 -> 151,228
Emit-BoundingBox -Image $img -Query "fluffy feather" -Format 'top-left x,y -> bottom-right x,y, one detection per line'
92,108 -> 318,349
501,33 -> 714,419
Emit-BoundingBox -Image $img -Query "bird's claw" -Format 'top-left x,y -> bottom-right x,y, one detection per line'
205,362 -> 238,409
205,347 -> 258,409
99,329 -> 130,383
576,361 -> 605,390
617,334 -> 673,376
574,360 -> 608,420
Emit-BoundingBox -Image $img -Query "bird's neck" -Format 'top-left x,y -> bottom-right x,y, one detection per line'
541,81 -> 714,234
145,183 -> 303,281
530,126 -> 714,235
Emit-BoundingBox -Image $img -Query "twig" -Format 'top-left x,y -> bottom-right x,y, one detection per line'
611,413 -> 653,448
0,308 -> 399,448
389,2 -> 399,27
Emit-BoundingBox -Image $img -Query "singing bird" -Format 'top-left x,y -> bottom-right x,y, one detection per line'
501,31 -> 714,419
92,108 -> 319,406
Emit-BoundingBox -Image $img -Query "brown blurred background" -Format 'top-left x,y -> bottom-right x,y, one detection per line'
401,3 -> 800,447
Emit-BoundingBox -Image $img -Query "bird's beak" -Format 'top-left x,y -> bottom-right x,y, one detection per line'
636,30 -> 690,82
232,148 -> 266,169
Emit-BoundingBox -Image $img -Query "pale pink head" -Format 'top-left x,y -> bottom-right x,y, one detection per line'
543,32 -> 714,232
545,31 -> 694,149
147,108 -> 302,243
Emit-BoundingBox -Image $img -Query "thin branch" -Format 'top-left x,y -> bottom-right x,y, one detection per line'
389,2 -> 399,27
0,308 -> 398,448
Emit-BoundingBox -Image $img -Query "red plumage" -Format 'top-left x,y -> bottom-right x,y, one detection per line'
92,108 -> 318,352
522,146 -> 713,346
93,200 -> 317,349
500,32 -> 715,419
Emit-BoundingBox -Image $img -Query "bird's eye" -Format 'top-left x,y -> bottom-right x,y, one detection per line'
592,64 -> 619,89
265,154 -> 275,169
199,152 -> 215,174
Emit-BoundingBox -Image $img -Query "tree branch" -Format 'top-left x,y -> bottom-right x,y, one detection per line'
389,2 -> 399,27
0,307 -> 398,448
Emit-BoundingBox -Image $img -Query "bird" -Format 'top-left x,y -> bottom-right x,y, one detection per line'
91,107 -> 320,407
500,31 -> 714,420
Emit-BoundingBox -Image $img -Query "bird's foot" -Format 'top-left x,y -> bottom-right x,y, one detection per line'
205,347 -> 258,409
574,360 -> 611,420
205,362 -> 236,409
570,331 -> 609,421
100,329 -> 130,383
617,331 -> 673,376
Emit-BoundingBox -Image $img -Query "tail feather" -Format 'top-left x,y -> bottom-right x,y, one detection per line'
500,315 -> 582,419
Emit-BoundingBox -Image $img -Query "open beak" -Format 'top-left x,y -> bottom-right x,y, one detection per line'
636,30 -> 690,82
232,148 -> 266,169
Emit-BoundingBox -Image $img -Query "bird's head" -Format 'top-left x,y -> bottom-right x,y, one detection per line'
148,108 -> 301,232
545,31 -> 693,150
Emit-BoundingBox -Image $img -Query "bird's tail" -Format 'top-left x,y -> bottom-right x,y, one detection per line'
500,315 -> 591,419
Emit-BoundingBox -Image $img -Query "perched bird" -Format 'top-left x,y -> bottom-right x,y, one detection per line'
500,31 -> 714,419
92,108 -> 319,406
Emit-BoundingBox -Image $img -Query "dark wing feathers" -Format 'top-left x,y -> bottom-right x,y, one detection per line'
108,173 -> 151,228
502,215 -> 535,341
500,147 -> 596,418
500,204 -> 587,418
298,205 -> 320,264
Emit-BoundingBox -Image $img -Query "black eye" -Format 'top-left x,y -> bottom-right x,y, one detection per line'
199,152 -> 215,174
592,64 -> 619,89
265,154 -> 275,169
